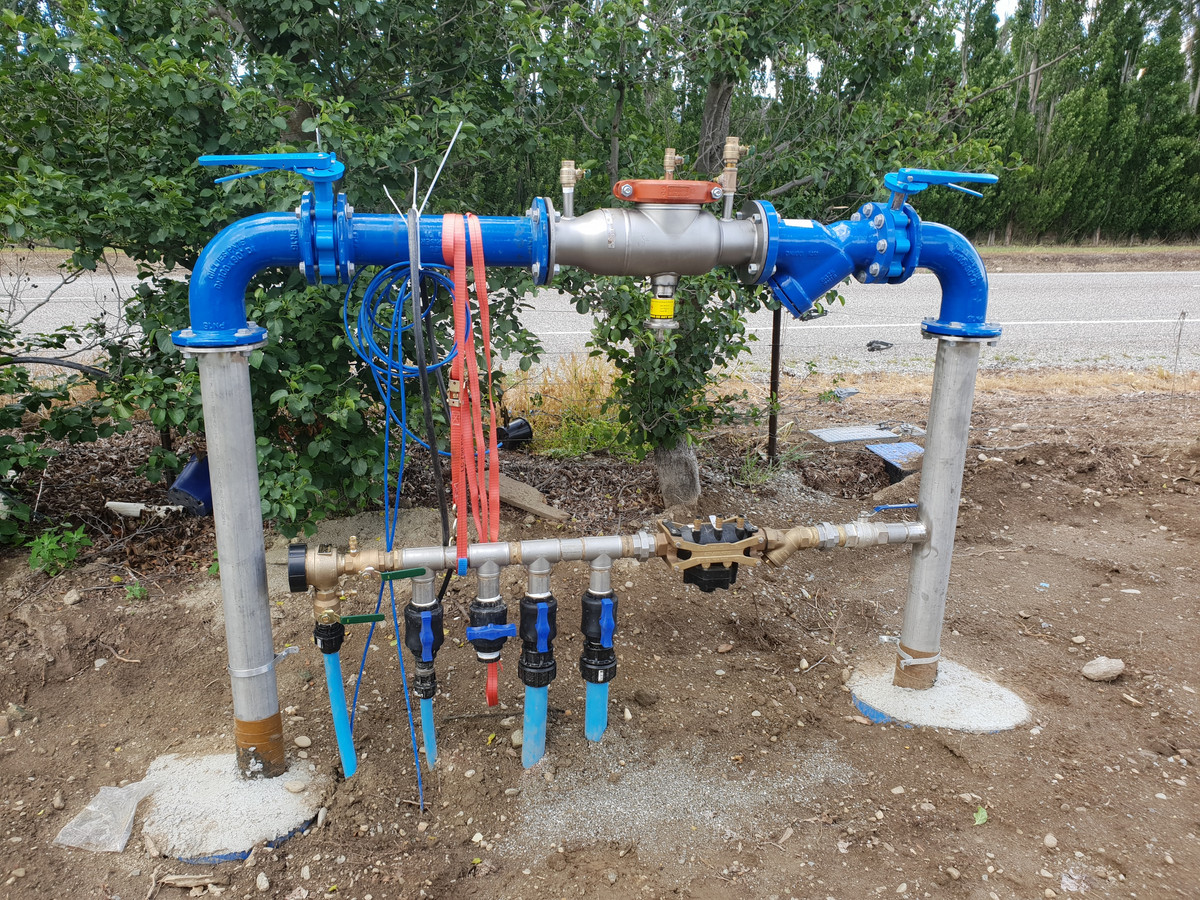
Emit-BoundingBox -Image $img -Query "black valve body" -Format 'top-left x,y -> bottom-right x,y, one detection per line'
579,590 -> 618,684
313,620 -> 345,655
517,594 -> 558,688
467,599 -> 510,656
403,602 -> 445,661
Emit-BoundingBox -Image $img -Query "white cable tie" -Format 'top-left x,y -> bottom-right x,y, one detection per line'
383,184 -> 405,216
419,120 -> 464,216
879,635 -> 940,668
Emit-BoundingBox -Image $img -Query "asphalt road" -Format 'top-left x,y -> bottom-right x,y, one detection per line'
13,268 -> 1200,375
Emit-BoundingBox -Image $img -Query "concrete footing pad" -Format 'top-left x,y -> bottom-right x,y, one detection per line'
141,754 -> 329,863
848,658 -> 1029,732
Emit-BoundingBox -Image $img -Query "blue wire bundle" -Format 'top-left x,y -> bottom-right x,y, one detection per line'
340,263 -> 461,808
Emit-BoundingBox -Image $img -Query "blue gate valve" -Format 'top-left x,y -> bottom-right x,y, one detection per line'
198,151 -> 353,286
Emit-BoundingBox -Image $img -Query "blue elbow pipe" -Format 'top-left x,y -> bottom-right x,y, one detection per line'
522,685 -> 548,768
584,681 -> 609,741
419,697 -> 437,769
174,212 -> 301,348
323,652 -> 358,778
914,222 -> 999,339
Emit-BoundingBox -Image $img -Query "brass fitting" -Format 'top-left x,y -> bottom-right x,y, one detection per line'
719,136 -> 749,194
657,516 -> 766,573
560,159 -> 586,190
761,526 -> 824,567
663,148 -> 678,180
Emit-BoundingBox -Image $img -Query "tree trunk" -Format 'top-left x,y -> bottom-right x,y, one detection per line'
696,73 -> 735,175
607,56 -> 628,188
654,437 -> 701,511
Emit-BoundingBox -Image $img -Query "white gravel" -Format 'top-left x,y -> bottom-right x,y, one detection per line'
502,735 -> 854,863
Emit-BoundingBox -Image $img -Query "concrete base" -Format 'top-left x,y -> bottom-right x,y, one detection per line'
141,753 -> 328,863
848,658 -> 1029,733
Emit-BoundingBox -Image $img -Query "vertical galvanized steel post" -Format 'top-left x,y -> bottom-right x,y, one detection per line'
194,347 -> 286,777
893,338 -> 982,688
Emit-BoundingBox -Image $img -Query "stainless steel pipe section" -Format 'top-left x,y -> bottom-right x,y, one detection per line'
196,349 -> 284,777
553,205 -> 761,276
526,557 -> 553,598
588,555 -> 614,595
392,532 -> 660,572
895,338 -> 983,688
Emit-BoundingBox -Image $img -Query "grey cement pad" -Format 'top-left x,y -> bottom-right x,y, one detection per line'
141,754 -> 329,862
848,658 -> 1030,733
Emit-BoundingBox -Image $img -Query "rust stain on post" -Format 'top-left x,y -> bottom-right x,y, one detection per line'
234,712 -> 286,777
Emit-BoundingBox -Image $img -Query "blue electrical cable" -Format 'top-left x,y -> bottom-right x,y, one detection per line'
339,260 -> 497,808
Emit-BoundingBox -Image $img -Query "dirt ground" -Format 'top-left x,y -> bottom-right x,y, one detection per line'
976,246 -> 1200,274
2,363 -> 1198,900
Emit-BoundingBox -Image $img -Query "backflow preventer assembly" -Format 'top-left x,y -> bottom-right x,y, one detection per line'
173,143 -> 1001,779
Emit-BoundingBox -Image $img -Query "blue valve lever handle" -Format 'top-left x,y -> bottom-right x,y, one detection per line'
198,152 -> 346,184
884,168 -> 999,202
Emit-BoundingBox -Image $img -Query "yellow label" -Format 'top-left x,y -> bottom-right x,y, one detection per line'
649,296 -> 675,319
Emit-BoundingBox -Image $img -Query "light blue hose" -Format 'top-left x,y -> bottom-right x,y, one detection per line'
419,697 -> 437,769
522,685 -> 548,768
584,681 -> 609,742
323,653 -> 357,778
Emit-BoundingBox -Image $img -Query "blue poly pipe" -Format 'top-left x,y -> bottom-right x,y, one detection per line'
323,653 -> 358,778
419,697 -> 437,769
584,681 -> 609,742
522,685 -> 548,768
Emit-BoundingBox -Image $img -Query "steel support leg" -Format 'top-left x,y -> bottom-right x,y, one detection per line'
195,348 -> 285,776
894,338 -> 983,689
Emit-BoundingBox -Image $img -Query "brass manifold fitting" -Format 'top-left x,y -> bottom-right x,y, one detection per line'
291,516 -> 926,602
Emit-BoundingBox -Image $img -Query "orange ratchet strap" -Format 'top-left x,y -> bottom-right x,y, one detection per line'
442,214 -> 501,574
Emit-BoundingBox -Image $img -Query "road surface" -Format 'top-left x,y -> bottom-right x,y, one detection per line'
11,267 -> 1199,375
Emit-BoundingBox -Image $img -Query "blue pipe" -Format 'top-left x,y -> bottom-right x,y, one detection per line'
766,218 -> 878,319
914,222 -> 999,339
174,212 -> 301,348
419,697 -> 437,769
584,681 -> 609,741
323,652 -> 358,778
521,685 -> 548,768
176,211 -> 541,350
351,213 -> 539,269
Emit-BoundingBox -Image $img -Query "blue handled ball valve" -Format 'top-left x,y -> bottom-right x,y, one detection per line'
518,593 -> 559,689
579,591 -> 618,685
404,600 -> 445,699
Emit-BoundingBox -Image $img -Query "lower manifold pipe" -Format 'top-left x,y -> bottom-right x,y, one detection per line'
314,619 -> 357,778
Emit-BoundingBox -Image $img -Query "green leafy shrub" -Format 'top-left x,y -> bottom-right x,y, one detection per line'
28,523 -> 92,576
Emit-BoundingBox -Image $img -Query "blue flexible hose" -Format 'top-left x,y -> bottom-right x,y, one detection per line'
522,685 -> 548,768
419,697 -> 437,769
584,681 -> 610,742
323,653 -> 358,778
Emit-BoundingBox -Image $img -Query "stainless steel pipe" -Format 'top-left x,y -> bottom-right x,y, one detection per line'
553,205 -> 761,276
894,338 -> 983,688
194,348 -> 285,777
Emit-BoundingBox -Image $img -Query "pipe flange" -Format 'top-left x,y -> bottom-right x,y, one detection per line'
529,197 -> 552,286
734,199 -> 778,285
